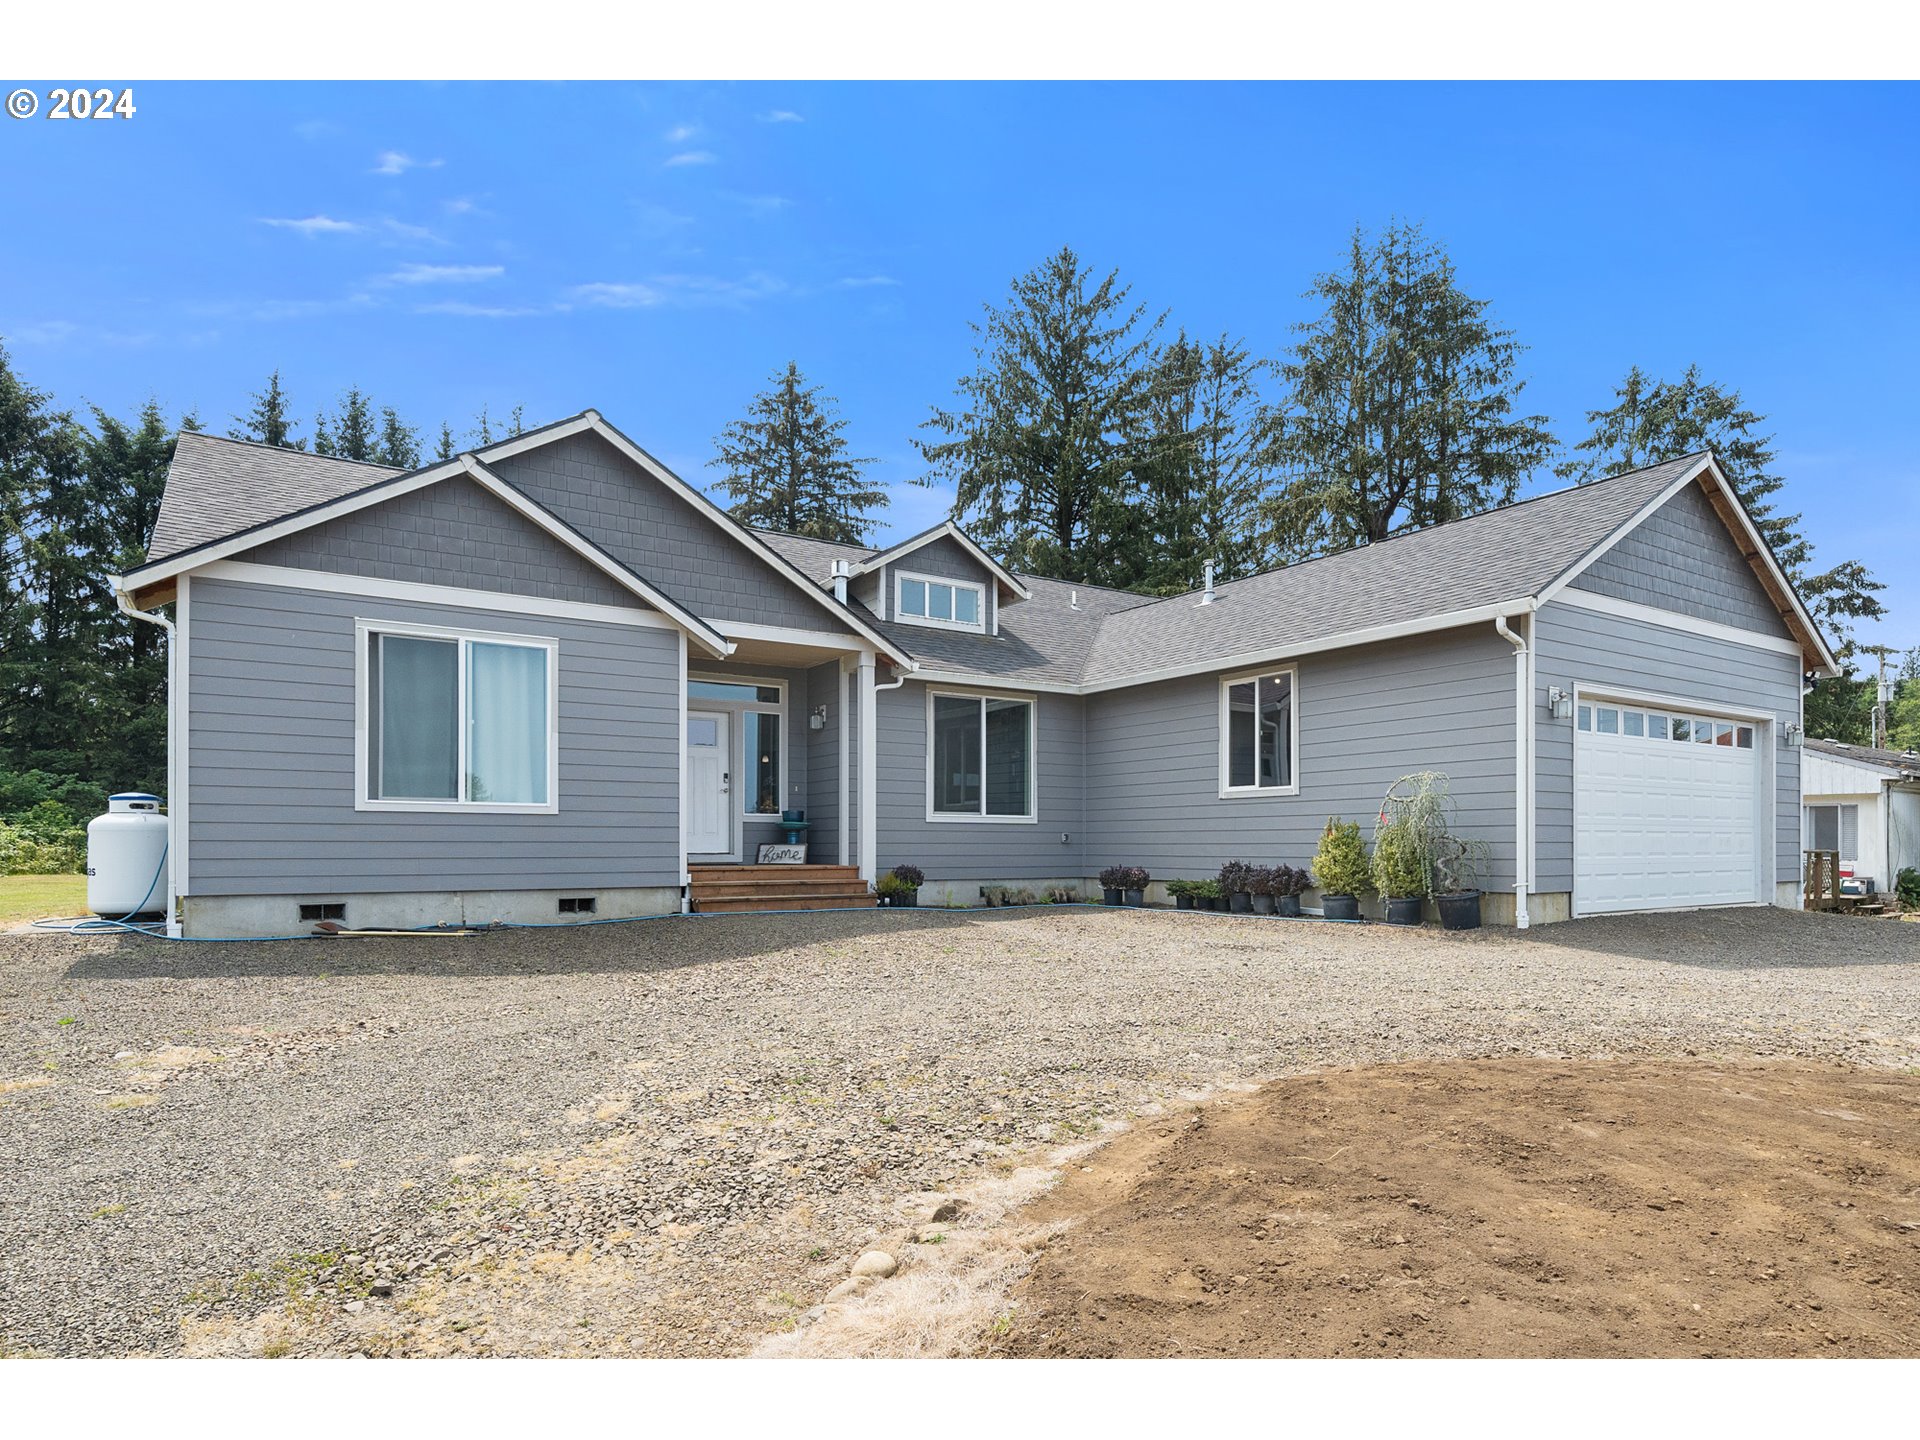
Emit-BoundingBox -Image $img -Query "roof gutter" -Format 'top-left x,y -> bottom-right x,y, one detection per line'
1494,610 -> 1534,931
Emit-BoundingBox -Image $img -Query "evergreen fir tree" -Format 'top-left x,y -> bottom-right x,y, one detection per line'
229,369 -> 302,449
313,387 -> 378,461
377,407 -> 421,468
435,421 -> 456,462
917,246 -> 1164,582
1268,222 -> 1555,557
709,363 -> 885,543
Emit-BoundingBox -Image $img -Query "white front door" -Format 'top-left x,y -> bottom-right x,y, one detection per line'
686,710 -> 731,857
1573,695 -> 1764,915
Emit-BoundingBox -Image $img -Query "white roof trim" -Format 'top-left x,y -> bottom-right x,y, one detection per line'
569,411 -> 916,667
457,456 -> 732,658
1535,453 -> 1836,675
850,521 -> 1033,601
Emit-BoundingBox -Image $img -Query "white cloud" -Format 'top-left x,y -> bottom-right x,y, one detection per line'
443,196 -> 481,216
385,263 -> 505,285
760,110 -> 804,123
664,150 -> 717,168
731,193 -> 794,216
571,281 -> 663,309
665,122 -> 700,143
836,274 -> 902,288
378,217 -> 444,244
372,150 -> 444,176
260,215 -> 362,236
414,300 -> 547,318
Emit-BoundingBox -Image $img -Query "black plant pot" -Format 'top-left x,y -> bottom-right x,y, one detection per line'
1276,895 -> 1303,918
1174,893 -> 1195,910
1435,890 -> 1482,931
1100,887 -> 1120,905
1124,888 -> 1145,907
1385,897 -> 1423,926
1250,893 -> 1275,915
899,891 -> 919,908
1228,891 -> 1253,914
1322,894 -> 1361,922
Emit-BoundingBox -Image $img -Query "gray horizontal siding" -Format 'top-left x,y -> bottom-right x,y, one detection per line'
489,431 -> 845,634
805,661 -> 844,863
875,683 -> 1086,881
187,577 -> 681,896
237,474 -> 644,609
1533,601 -> 1802,892
1571,482 -> 1785,634
1084,628 -> 1519,888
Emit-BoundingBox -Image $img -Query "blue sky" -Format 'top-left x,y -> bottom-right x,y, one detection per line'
2,81 -> 1914,648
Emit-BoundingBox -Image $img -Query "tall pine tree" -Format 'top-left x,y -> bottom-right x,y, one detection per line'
917,246 -> 1165,583
313,386 -> 379,461
229,369 -> 303,449
1268,222 -> 1556,558
709,363 -> 885,543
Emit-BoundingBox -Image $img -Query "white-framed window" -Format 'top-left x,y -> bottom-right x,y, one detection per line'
687,675 -> 787,818
925,688 -> 1036,822
1805,802 -> 1860,861
1218,666 -> 1298,796
895,569 -> 986,632
1578,705 -> 1756,749
356,619 -> 557,813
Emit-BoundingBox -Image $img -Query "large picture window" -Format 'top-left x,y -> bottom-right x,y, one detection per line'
1220,668 -> 1297,795
360,622 -> 555,811
896,570 -> 985,632
928,691 -> 1034,821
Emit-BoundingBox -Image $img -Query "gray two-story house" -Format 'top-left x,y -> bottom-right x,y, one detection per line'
113,410 -> 1835,937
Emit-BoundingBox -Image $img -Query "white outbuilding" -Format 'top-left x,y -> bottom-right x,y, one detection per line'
1802,738 -> 1920,895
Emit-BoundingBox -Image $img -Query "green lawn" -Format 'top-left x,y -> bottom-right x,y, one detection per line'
1,874 -> 88,928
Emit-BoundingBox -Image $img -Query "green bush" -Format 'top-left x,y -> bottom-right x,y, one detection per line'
1371,818 -> 1429,899
1313,819 -> 1372,898
1897,867 -> 1920,909
1,804 -> 88,875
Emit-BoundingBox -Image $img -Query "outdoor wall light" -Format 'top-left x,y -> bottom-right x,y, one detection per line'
1783,721 -> 1803,748
809,705 -> 828,731
1545,685 -> 1574,720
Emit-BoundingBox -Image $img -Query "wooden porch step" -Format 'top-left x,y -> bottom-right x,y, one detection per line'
693,877 -> 872,897
689,864 -> 860,878
694,892 -> 878,913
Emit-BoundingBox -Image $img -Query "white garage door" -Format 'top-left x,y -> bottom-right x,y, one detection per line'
1573,696 -> 1764,916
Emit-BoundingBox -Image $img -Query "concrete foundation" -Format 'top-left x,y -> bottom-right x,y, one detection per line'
182,886 -> 683,939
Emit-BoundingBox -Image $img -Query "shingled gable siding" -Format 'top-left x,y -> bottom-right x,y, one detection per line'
234,474 -> 645,609
1569,482 -> 1783,633
881,535 -> 998,632
874,682 -> 1086,882
1081,627 -> 1519,889
186,578 -> 681,895
1532,602 -> 1802,895
488,431 -> 845,634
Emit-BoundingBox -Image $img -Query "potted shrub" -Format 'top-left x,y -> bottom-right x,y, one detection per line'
1192,878 -> 1223,911
1272,864 -> 1313,918
876,872 -> 917,908
1217,861 -> 1254,914
1166,880 -> 1197,910
1246,866 -> 1277,916
1312,819 -> 1371,921
1098,865 -> 1129,906
1123,867 -> 1150,907
1432,834 -> 1489,931
1371,818 -> 1427,925
887,863 -> 924,909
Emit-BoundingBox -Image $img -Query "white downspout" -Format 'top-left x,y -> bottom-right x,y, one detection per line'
1494,613 -> 1532,930
115,585 -> 180,938
854,660 -> 909,884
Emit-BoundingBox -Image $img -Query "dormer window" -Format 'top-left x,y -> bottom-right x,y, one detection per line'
895,570 -> 986,633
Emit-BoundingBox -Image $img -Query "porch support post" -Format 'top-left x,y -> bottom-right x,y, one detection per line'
857,653 -> 877,882
838,659 -> 851,866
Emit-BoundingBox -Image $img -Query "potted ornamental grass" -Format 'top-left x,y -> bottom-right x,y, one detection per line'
1312,819 -> 1371,922
1246,866 -> 1277,916
1217,861 -> 1255,914
1270,863 -> 1314,918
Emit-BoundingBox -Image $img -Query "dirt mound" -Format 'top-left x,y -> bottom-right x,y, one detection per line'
994,1059 -> 1920,1357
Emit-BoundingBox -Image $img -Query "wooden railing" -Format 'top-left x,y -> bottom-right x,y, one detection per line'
1804,849 -> 1842,911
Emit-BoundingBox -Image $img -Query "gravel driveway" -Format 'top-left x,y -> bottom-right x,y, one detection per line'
2,905 -> 1916,1357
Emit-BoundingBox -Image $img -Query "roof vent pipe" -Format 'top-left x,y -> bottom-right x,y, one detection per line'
1200,561 -> 1216,605
830,558 -> 849,604
1069,589 -> 1079,611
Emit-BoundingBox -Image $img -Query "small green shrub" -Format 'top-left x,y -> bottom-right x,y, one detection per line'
1313,819 -> 1372,898
1371,818 -> 1429,899
876,873 -> 915,900
0,803 -> 87,876
1897,867 -> 1920,909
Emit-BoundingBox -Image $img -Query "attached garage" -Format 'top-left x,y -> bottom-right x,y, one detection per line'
1572,690 -> 1769,916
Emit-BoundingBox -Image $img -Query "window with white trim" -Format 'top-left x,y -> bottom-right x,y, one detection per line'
895,570 -> 985,632
1220,669 -> 1297,794
928,691 -> 1034,819
1805,802 -> 1859,861
687,676 -> 786,817
364,625 -> 554,808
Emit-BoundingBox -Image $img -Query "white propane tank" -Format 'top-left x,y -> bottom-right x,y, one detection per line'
86,793 -> 169,918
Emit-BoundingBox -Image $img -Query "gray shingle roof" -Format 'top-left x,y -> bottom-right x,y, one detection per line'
147,432 -> 402,564
1806,738 -> 1920,776
144,431 -> 1751,692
